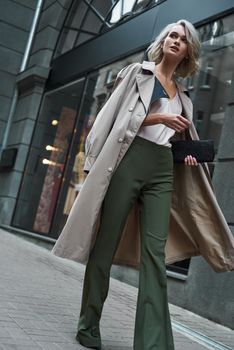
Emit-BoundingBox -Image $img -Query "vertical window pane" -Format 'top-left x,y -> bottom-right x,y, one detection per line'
81,10 -> 103,33
133,0 -> 152,12
108,0 -> 136,24
92,0 -> 114,17
70,1 -> 88,28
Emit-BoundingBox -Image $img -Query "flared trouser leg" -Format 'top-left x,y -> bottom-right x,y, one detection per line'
133,178 -> 174,350
76,136 -> 174,350
76,149 -> 140,349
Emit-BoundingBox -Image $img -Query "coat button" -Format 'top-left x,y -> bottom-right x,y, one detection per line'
129,107 -> 134,112
118,138 -> 123,143
108,167 -> 113,172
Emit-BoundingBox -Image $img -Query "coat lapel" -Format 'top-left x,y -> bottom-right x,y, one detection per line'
136,60 -> 155,112
136,73 -> 154,113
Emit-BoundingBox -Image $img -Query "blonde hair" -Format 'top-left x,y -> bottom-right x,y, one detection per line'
147,19 -> 200,77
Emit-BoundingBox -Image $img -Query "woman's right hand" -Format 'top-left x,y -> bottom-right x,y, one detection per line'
142,113 -> 191,133
159,114 -> 191,132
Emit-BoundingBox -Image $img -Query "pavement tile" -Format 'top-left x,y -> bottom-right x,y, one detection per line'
0,228 -> 233,350
0,327 -> 10,338
0,338 -> 38,345
0,320 -> 18,328
34,344 -> 62,350
1,346 -> 42,350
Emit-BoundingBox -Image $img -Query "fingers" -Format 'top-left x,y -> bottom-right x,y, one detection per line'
175,116 -> 191,132
184,155 -> 198,166
177,115 -> 191,126
162,114 -> 191,132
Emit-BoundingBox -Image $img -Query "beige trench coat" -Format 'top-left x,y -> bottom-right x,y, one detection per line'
52,61 -> 234,272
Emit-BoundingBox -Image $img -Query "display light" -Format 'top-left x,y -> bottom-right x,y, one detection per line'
46,145 -> 60,151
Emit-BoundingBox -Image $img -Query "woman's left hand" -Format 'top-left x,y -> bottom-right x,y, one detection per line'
184,155 -> 198,166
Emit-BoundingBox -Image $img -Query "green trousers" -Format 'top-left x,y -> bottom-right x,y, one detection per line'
77,136 -> 175,350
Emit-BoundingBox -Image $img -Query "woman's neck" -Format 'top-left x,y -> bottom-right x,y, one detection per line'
155,58 -> 177,82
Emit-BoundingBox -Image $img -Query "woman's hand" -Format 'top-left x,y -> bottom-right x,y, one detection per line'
142,113 -> 191,132
161,114 -> 191,132
184,155 -> 198,166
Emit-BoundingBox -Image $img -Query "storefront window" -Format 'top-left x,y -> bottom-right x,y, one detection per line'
12,79 -> 85,235
183,14 -> 234,164
167,13 -> 234,275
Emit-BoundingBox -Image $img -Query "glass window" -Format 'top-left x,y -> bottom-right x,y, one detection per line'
81,9 -> 103,33
108,0 -> 136,24
91,0 -> 114,18
133,0 -> 155,13
12,79 -> 85,235
183,14 -> 234,159
54,0 -> 165,58
167,13 -> 234,276
200,59 -> 213,88
70,1 -> 88,29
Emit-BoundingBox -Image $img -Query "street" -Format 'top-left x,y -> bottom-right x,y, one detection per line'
0,228 -> 233,350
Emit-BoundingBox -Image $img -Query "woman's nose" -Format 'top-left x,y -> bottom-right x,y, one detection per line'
174,38 -> 180,45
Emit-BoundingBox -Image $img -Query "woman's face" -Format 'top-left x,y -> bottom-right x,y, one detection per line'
162,24 -> 188,62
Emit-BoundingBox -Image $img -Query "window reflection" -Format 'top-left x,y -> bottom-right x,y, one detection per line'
184,14 -> 234,155
109,0 -> 136,24
12,80 -> 85,234
167,14 -> 234,274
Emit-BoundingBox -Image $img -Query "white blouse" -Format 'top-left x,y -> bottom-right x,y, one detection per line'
137,92 -> 182,147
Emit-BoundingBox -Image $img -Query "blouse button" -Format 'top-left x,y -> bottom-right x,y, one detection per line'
108,167 -> 113,172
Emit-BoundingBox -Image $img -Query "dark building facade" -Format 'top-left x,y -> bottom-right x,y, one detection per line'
0,0 -> 234,328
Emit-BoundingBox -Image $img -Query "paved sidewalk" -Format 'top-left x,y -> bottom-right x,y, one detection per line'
0,228 -> 233,350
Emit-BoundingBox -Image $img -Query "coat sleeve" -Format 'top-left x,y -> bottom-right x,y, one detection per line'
83,63 -> 136,173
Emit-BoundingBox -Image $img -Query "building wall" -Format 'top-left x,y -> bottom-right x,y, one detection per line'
0,0 -> 38,223
0,0 -> 36,144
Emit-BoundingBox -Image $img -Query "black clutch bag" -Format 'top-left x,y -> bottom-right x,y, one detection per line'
171,139 -> 215,163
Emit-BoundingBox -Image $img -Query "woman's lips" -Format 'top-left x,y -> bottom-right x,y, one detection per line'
170,46 -> 179,52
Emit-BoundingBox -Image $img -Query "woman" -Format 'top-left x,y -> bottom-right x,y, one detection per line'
52,19 -> 234,350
